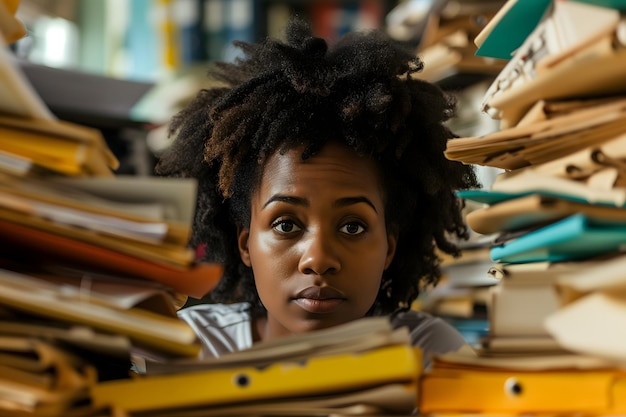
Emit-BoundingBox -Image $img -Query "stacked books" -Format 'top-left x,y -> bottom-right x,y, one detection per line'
0,14 -> 223,416
419,1 -> 626,415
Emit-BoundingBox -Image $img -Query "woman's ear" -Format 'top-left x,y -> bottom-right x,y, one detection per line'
237,226 -> 252,267
384,231 -> 397,270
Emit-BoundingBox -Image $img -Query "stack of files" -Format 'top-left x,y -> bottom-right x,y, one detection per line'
0,13 -> 223,416
0,172 -> 222,298
481,260 -> 601,356
0,318 -> 132,417
545,254 -> 626,365
89,317 -> 422,417
407,0 -> 507,85
442,0 -> 626,268
0,9 -> 223,299
419,240 -> 497,347
0,19 -> 117,178
474,0 -> 626,129
0,258 -> 204,416
416,1 -> 626,414
419,345 -> 626,415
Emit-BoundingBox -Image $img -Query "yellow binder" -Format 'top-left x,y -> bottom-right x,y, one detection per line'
420,367 -> 626,415
91,344 -> 422,413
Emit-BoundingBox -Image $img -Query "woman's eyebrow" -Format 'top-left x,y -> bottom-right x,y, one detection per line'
333,196 -> 378,213
262,194 -> 308,209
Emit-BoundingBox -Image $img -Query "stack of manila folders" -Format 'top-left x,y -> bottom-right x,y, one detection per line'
422,0 -> 626,416
0,8 -> 223,416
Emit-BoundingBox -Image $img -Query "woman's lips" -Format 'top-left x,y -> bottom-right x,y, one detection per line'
293,286 -> 345,314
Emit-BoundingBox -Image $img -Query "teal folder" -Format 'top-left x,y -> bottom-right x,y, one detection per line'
476,0 -> 626,60
490,213 -> 626,263
456,189 -> 626,208
475,0 -> 551,59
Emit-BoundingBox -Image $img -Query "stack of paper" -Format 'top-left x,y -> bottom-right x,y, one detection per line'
475,0 -> 626,129
409,0 -> 507,86
90,317 -> 422,416
419,238 -> 497,347
0,12 -> 223,416
418,1 -> 626,414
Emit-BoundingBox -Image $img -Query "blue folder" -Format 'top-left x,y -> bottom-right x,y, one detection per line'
490,213 -> 626,263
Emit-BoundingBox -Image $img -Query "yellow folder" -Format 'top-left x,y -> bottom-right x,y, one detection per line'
0,116 -> 118,177
91,344 -> 422,413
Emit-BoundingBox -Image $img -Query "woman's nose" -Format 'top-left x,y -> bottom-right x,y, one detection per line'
298,231 -> 341,276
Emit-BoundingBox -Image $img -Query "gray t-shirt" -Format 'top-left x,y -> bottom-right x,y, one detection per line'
177,302 -> 467,369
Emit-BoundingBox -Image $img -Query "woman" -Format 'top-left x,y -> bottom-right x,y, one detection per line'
155,18 -> 480,367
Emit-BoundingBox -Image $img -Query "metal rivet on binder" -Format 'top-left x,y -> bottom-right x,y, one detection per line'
504,377 -> 523,396
234,373 -> 250,387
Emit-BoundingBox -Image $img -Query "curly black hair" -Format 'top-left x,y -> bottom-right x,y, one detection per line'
155,18 -> 480,318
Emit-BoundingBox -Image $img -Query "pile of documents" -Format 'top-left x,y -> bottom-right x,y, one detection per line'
419,0 -> 626,415
419,237 -> 497,347
90,317 -> 423,416
407,0 -> 507,85
0,12 -> 223,416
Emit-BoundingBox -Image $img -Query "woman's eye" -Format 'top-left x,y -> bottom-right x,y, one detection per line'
272,219 -> 302,234
339,222 -> 365,235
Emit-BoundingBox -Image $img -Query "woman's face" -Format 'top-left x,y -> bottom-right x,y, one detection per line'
237,141 -> 397,340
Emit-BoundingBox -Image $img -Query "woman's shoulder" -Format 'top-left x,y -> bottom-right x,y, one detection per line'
390,308 -> 468,366
177,302 -> 254,357
178,302 -> 252,324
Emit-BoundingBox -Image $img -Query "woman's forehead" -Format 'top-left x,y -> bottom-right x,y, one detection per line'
256,141 -> 385,200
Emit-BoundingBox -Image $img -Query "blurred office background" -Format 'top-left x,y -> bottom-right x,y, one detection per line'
8,0 -> 503,181
7,0 -> 507,344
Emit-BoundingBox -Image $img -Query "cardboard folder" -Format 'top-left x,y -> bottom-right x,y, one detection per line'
466,194 -> 626,234
445,96 -> 626,169
545,292 -> 626,363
